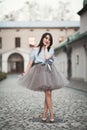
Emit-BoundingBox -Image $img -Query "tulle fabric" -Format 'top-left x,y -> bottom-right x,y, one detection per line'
18,63 -> 69,91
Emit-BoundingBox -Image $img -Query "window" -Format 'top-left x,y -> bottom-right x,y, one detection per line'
46,29 -> 50,31
60,28 -> 64,31
74,28 -> 79,31
0,37 -> 2,49
30,29 -> 34,31
16,29 -> 20,32
15,37 -> 20,47
0,54 -> 2,71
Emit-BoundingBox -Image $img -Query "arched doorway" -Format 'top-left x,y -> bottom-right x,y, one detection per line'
8,53 -> 24,73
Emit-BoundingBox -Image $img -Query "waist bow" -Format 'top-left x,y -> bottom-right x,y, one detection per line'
45,57 -> 54,72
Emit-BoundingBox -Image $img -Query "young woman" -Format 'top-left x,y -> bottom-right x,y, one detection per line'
18,33 -> 68,123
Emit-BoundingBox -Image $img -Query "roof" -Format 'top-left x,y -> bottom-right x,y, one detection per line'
54,31 -> 87,52
83,0 -> 87,6
0,21 -> 80,29
78,4 -> 87,15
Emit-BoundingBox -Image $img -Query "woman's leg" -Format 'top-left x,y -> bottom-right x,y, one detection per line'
45,90 -> 54,120
42,97 -> 48,119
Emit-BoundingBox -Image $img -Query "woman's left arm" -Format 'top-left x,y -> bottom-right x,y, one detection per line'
44,47 -> 54,59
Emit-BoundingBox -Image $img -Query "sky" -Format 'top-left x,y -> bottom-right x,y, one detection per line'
0,0 -> 83,21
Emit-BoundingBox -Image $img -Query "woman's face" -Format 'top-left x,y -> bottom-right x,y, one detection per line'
43,35 -> 51,47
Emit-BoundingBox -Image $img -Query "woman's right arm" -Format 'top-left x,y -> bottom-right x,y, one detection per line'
22,61 -> 33,76
22,48 -> 35,76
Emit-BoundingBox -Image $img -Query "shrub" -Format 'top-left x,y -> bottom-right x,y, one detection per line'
0,72 -> 7,81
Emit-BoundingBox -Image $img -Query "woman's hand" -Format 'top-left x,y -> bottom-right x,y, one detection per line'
44,43 -> 50,49
22,61 -> 33,76
44,46 -> 51,59
22,72 -> 25,76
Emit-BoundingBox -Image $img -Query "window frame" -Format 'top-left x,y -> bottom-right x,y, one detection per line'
15,37 -> 21,48
0,37 -> 2,49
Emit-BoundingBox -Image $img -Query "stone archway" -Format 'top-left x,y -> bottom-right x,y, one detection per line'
8,53 -> 24,73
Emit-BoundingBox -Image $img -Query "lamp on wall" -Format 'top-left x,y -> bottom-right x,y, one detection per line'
83,43 -> 87,50
83,43 -> 87,56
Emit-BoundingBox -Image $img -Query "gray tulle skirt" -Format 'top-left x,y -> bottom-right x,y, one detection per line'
17,63 -> 69,91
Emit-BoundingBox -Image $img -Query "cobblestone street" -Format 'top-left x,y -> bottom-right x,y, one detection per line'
0,74 -> 87,130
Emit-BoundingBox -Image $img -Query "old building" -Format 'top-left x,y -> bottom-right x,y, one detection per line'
0,21 -> 79,73
55,0 -> 87,82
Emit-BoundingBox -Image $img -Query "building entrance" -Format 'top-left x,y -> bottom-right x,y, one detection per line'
8,53 -> 24,73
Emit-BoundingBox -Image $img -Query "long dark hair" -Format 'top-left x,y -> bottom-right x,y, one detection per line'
37,33 -> 53,55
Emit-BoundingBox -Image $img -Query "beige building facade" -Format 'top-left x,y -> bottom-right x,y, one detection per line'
0,21 -> 79,73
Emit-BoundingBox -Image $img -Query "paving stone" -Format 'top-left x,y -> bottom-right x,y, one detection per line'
0,74 -> 87,130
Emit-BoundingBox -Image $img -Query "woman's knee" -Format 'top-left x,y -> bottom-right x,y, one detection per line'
45,90 -> 51,96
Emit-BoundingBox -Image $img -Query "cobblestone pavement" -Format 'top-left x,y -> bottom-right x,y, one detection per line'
0,74 -> 87,130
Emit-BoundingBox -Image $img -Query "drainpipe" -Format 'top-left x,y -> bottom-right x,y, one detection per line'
83,43 -> 87,82
63,45 -> 72,80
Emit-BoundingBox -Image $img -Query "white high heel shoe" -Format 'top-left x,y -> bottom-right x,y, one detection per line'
42,118 -> 47,121
42,113 -> 47,122
50,118 -> 54,123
